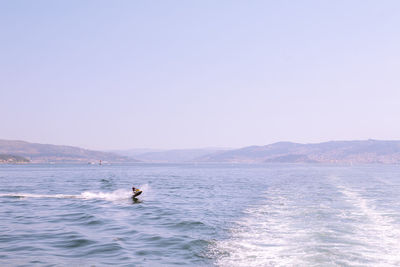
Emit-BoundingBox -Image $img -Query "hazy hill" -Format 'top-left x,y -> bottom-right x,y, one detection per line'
110,148 -> 165,157
129,148 -> 230,163
196,140 -> 400,164
0,140 -> 138,163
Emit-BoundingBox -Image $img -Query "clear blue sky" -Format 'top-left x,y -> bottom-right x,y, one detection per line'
1,1 -> 400,150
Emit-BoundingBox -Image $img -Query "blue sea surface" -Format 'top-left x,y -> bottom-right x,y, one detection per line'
1,163 -> 400,266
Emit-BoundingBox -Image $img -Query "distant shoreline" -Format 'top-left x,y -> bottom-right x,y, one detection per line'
2,139 -> 400,164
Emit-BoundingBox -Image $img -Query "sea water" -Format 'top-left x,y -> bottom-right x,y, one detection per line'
1,163 -> 400,266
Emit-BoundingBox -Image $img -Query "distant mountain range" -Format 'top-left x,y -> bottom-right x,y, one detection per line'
0,140 -> 137,163
113,148 -> 231,163
2,139 -> 400,164
196,140 -> 400,164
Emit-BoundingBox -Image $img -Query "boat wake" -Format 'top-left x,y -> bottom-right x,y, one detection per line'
210,176 -> 400,266
209,187 -> 304,267
336,184 -> 400,266
0,186 -> 149,202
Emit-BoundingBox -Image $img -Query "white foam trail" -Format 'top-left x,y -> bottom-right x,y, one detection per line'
0,188 -> 144,202
211,178 -> 400,267
0,193 -> 77,199
80,189 -> 132,201
336,184 -> 400,266
211,190 -> 306,267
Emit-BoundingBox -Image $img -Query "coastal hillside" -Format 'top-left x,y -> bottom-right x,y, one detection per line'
3,139 -> 400,164
196,140 -> 400,164
0,140 -> 138,163
0,154 -> 30,164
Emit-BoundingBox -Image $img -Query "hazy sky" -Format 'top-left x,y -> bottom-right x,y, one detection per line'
1,1 -> 400,150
